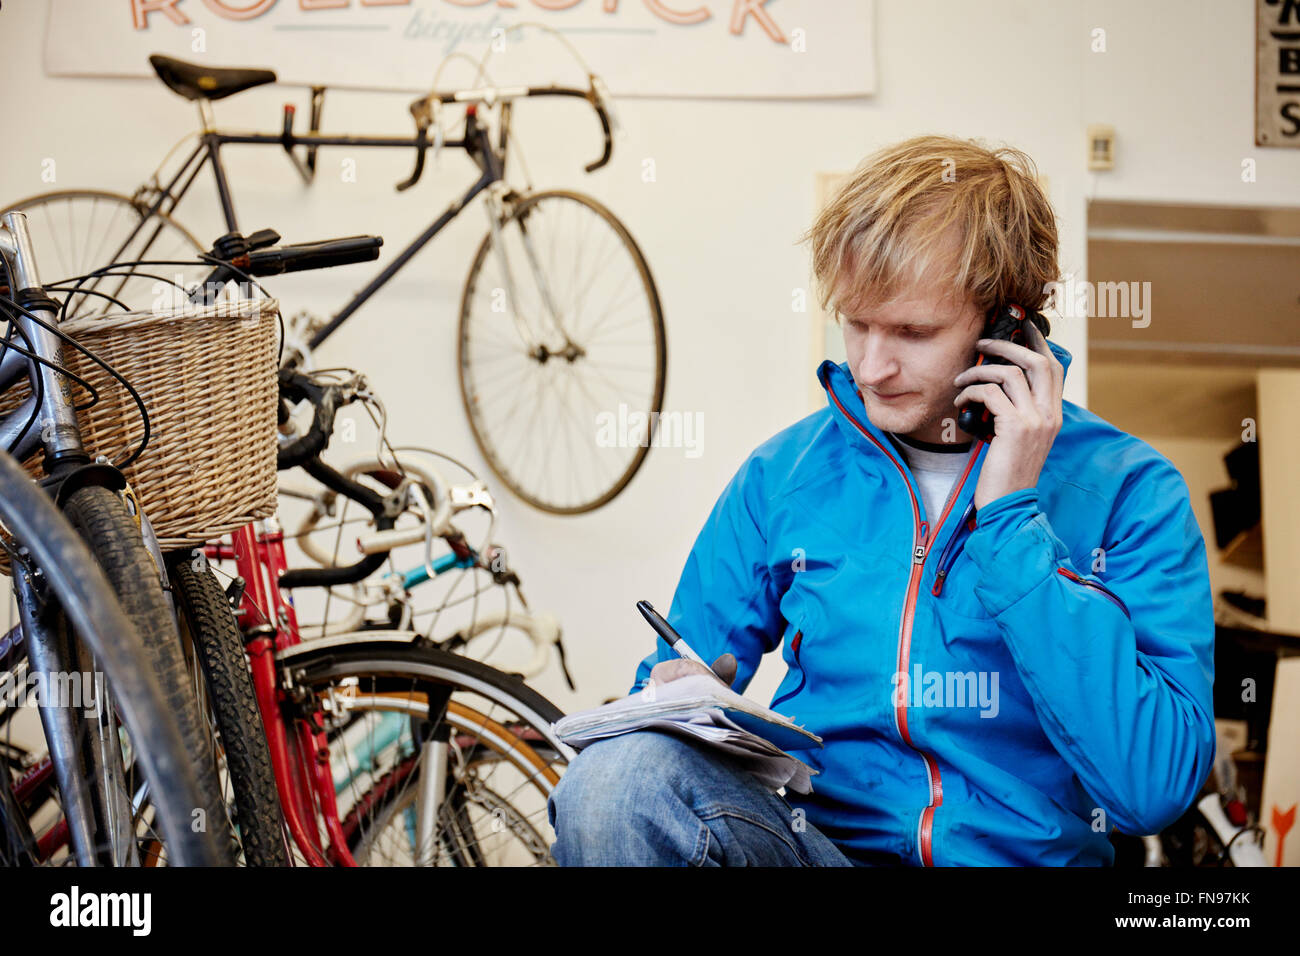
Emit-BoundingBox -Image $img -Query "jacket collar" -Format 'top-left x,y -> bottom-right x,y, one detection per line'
817,340 -> 1074,457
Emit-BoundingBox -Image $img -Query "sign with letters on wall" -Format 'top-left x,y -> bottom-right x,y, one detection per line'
1257,0 -> 1300,146
44,0 -> 876,99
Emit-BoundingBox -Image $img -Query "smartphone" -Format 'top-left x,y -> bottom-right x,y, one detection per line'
956,303 -> 1050,443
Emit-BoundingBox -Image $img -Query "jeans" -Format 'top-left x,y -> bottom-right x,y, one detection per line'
546,729 -> 858,866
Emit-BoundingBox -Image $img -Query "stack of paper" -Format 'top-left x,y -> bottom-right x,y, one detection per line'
552,673 -> 823,794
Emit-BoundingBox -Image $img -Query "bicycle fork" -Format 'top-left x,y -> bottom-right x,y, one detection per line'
482,187 -> 574,358
414,736 -> 448,867
14,572 -> 137,866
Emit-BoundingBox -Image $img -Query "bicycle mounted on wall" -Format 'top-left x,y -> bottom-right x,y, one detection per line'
4,52 -> 667,515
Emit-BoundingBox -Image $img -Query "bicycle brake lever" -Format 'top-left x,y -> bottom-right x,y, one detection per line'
308,489 -> 337,521
245,228 -> 281,252
554,636 -> 577,691
395,106 -> 431,193
450,480 -> 493,511
409,93 -> 435,127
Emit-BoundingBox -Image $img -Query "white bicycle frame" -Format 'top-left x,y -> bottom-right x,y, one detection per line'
284,455 -> 562,679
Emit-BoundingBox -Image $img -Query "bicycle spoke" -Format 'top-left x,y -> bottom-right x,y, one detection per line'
460,192 -> 664,513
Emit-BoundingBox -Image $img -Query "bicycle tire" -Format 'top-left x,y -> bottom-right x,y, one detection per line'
0,451 -> 224,865
59,484 -> 234,864
168,557 -> 289,866
276,633 -> 572,865
0,189 -> 205,316
458,189 -> 666,515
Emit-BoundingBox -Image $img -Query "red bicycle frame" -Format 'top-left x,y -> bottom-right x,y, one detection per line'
209,520 -> 359,867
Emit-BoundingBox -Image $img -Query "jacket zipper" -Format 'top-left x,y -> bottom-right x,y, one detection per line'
770,630 -> 805,710
931,502 -> 978,597
827,384 -> 981,866
1056,567 -> 1131,618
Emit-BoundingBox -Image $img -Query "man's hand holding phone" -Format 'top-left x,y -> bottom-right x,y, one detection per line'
954,316 -> 1065,511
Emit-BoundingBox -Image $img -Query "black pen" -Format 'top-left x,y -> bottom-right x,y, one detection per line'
637,600 -> 710,669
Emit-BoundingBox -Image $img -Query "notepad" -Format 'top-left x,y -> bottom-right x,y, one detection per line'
552,674 -> 823,794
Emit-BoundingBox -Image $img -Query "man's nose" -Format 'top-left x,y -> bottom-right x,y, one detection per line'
856,333 -> 900,386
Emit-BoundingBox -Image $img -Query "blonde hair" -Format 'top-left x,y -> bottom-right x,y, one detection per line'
801,134 -> 1059,327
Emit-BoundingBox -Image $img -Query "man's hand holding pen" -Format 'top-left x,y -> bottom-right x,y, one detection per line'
649,653 -> 737,688
636,599 -> 737,689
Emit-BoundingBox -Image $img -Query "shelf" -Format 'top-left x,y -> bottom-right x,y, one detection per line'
1221,522 -> 1264,569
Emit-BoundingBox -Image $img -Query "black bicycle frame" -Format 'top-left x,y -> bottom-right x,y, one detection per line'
121,119 -> 505,350
0,212 -> 140,865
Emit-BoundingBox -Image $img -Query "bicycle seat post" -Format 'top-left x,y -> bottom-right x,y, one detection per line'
199,99 -> 216,133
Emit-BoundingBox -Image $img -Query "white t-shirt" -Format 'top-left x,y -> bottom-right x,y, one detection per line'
885,432 -> 972,523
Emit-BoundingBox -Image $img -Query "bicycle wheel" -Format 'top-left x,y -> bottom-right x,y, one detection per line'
276,633 -> 573,865
458,189 -> 666,515
341,705 -> 557,866
59,485 -> 234,864
168,557 -> 288,866
0,190 -> 206,317
0,451 -> 225,865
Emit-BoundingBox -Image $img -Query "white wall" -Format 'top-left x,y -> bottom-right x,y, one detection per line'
3,1 -> 1298,714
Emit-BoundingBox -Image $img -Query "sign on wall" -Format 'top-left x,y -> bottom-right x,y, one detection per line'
1257,0 -> 1300,146
44,0 -> 876,99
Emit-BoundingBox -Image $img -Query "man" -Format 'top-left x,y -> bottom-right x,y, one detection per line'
546,134 -> 1216,866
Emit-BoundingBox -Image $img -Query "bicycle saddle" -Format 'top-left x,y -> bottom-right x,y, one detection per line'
149,54 -> 276,102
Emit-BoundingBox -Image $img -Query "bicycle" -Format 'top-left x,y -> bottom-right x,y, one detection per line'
3,43 -> 667,516
0,447 -> 232,866
191,361 -> 576,865
114,229 -> 577,865
0,211 -> 231,865
3,219 -> 573,865
0,220 -> 391,865
276,383 -> 577,687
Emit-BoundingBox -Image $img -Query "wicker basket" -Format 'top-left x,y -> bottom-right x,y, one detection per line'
0,297 -> 281,562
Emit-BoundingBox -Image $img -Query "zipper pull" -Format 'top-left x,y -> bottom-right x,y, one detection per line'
913,543 -> 927,564
931,570 -> 947,596
914,521 -> 929,564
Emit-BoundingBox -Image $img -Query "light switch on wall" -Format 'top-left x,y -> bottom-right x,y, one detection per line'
1088,124 -> 1116,170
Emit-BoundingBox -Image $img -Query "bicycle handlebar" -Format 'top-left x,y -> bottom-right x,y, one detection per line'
193,231 -> 383,305
586,94 -> 613,174
277,456 -> 396,589
397,78 -> 614,191
478,83 -> 613,173
292,456 -> 454,566
275,372 -> 416,588
276,368 -> 349,471
245,235 -> 382,276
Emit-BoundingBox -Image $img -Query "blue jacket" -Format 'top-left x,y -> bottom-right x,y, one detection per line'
632,340 -> 1216,866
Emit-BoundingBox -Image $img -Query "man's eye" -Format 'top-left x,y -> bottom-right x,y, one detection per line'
902,328 -> 930,338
